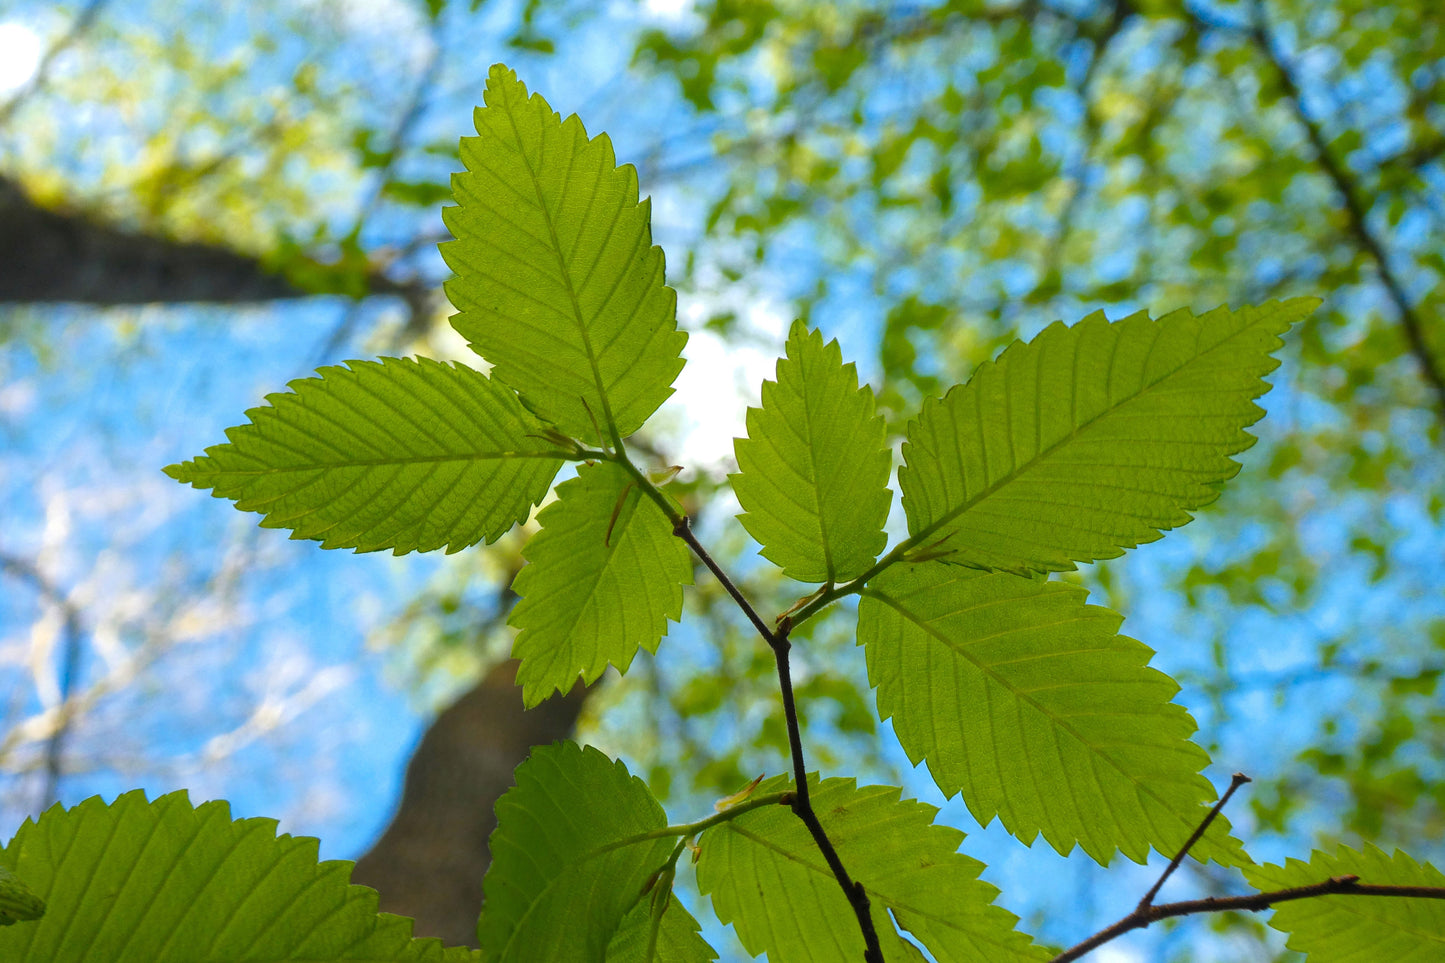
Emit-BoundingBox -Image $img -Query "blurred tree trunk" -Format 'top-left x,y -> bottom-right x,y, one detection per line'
350,661 -> 588,947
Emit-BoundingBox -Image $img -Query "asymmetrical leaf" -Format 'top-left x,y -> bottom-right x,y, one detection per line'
442,64 -> 687,441
1243,844 -> 1445,962
731,321 -> 892,582
897,299 -> 1318,574
479,742 -> 683,963
510,461 -> 691,705
0,791 -> 476,961
696,775 -> 1047,963
165,356 -> 563,554
858,561 -> 1245,865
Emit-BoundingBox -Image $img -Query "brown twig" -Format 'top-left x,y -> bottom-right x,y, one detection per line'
1049,771 -> 1445,962
668,514 -> 883,962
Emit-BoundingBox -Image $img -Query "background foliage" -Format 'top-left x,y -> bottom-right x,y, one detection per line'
1,0 -> 1442,959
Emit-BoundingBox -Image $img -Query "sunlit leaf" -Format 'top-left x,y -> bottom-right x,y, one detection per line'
0,791 -> 476,961
166,356 -> 563,554
731,320 -> 891,583
898,300 -> 1318,574
858,560 -> 1246,865
604,894 -> 715,963
1244,844 -> 1445,962
510,461 -> 691,705
442,64 -> 687,442
479,742 -> 679,963
696,775 -> 1048,962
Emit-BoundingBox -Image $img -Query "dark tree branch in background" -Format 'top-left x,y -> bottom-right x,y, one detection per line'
1242,4 -> 1445,421
0,175 -> 428,305
1050,772 -> 1445,963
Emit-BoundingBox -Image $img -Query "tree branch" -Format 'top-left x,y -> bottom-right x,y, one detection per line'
1049,771 -> 1445,962
1243,3 -> 1445,420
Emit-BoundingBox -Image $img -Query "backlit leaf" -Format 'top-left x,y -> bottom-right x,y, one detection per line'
510,461 -> 692,705
1244,844 -> 1445,962
898,300 -> 1318,574
166,356 -> 563,554
696,775 -> 1047,963
479,742 -> 679,963
858,560 -> 1246,865
0,791 -> 476,961
441,64 -> 687,442
731,321 -> 892,583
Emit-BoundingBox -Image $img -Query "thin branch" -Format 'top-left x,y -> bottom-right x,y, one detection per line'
1052,875 -> 1445,963
1137,772 -> 1250,912
0,552 -> 84,809
648,499 -> 881,961
1242,2 -> 1445,420
1049,772 -> 1445,962
0,0 -> 111,128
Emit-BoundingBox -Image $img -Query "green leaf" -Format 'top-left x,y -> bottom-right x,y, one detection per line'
0,865 -> 43,926
731,320 -> 892,583
441,64 -> 687,443
604,895 -> 715,963
1243,844 -> 1445,961
857,561 -> 1246,865
165,356 -> 563,555
897,299 -> 1318,574
510,461 -> 692,705
695,775 -> 1048,963
479,742 -> 681,962
0,791 -> 477,961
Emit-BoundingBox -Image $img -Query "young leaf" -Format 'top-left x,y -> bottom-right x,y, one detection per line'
0,865 -> 43,926
480,742 -> 707,963
1243,844 -> 1445,961
165,356 -> 563,555
0,790 -> 477,961
510,461 -> 691,705
441,64 -> 687,443
731,320 -> 892,583
857,560 -> 1246,866
695,775 -> 1048,963
897,299 -> 1318,574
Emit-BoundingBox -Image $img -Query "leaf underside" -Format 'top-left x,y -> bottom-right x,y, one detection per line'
858,561 -> 1245,866
480,742 -> 711,963
696,775 -> 1048,963
604,895 -> 716,963
0,791 -> 476,962
731,320 -> 892,583
442,64 -> 687,442
1244,844 -> 1445,962
509,461 -> 692,706
899,299 -> 1318,574
165,356 -> 563,555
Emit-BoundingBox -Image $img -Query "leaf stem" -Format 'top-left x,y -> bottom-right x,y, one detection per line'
613,449 -> 885,963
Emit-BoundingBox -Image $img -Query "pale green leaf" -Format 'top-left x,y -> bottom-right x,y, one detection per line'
479,742 -> 677,963
731,320 -> 892,583
898,299 -> 1318,574
510,461 -> 691,705
1243,844 -> 1445,962
858,561 -> 1246,865
0,790 -> 477,961
604,894 -> 716,963
441,64 -> 687,442
165,356 -> 563,555
696,775 -> 1048,963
